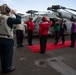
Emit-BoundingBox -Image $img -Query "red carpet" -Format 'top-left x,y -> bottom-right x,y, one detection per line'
27,40 -> 76,53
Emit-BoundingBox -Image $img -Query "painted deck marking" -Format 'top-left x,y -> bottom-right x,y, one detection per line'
35,57 -> 76,75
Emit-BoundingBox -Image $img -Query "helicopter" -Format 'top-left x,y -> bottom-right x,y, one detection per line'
47,5 -> 76,33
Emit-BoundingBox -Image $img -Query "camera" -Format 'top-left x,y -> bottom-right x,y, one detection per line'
1,4 -> 11,14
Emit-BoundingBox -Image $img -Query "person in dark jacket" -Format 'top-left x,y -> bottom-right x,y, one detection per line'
69,19 -> 76,47
0,4 -> 21,73
39,16 -> 52,54
25,16 -> 34,45
60,19 -> 67,44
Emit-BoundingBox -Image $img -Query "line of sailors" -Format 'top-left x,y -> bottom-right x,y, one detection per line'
0,4 -> 76,73
25,16 -> 76,53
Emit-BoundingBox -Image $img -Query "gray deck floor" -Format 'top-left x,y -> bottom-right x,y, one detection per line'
0,34 -> 76,75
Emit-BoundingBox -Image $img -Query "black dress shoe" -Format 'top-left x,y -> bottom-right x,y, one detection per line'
39,51 -> 45,54
2,67 -> 15,73
17,45 -> 20,48
20,45 -> 24,47
69,46 -> 74,48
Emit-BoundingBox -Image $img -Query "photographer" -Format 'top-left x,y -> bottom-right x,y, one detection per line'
0,4 -> 21,73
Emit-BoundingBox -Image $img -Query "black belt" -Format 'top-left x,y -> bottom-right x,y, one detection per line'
0,34 -> 10,37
